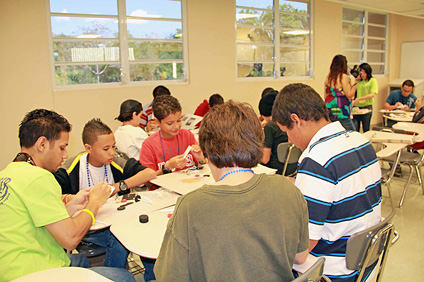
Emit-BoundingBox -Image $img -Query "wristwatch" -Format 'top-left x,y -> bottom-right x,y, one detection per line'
119,180 -> 129,192
162,165 -> 172,174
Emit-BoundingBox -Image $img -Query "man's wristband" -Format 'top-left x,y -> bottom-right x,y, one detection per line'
82,209 -> 95,226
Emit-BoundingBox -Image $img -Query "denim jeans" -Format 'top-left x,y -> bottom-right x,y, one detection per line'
141,257 -> 156,281
83,228 -> 129,268
353,106 -> 373,132
68,254 -> 135,282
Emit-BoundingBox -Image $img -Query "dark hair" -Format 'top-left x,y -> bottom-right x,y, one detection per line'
402,80 -> 415,88
152,95 -> 182,122
209,94 -> 224,108
261,87 -> 275,97
19,109 -> 71,148
359,63 -> 373,80
199,100 -> 263,168
327,54 -> 348,87
82,118 -> 112,145
116,100 -> 142,122
152,85 -> 171,98
272,83 -> 329,129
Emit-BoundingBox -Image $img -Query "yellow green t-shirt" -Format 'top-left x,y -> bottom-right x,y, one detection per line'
0,162 -> 71,281
356,77 -> 379,107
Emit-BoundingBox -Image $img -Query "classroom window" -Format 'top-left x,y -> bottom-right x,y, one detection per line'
342,8 -> 387,75
235,0 -> 312,79
48,0 -> 187,88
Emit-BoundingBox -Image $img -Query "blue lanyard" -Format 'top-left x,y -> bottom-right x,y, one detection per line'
219,169 -> 254,181
159,130 -> 180,163
86,154 -> 109,187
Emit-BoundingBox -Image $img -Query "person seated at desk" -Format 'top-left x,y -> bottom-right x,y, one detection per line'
54,118 -> 156,269
155,101 -> 309,281
258,91 -> 297,175
384,79 -> 420,127
140,95 -> 207,175
194,93 -> 224,117
115,99 -> 148,160
140,85 -> 171,133
272,83 -> 382,281
0,109 -> 134,282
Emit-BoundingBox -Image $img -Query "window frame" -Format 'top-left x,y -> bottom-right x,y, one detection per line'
46,0 -> 189,90
235,0 -> 313,81
341,7 -> 388,76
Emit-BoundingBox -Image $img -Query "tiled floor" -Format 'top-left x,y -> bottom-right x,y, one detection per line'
378,163 -> 424,281
130,163 -> 424,282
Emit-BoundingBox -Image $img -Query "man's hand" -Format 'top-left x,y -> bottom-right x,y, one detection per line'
89,181 -> 110,206
66,189 -> 90,216
167,155 -> 187,170
190,145 -> 205,161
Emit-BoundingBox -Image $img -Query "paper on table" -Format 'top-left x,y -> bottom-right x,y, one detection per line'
292,254 -> 320,273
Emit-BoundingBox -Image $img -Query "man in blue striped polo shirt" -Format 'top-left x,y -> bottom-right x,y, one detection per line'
272,83 -> 382,282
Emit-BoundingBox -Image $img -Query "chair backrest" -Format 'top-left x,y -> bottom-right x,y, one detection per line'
292,257 -> 325,282
346,210 -> 397,282
277,142 -> 302,176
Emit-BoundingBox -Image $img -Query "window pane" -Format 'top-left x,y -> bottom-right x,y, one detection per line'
51,17 -> 118,38
368,39 -> 385,51
342,37 -> 363,50
53,41 -> 119,62
280,14 -> 309,29
280,47 -> 309,62
236,8 -> 273,27
279,1 -> 308,13
130,63 -> 184,81
368,26 -> 385,38
127,0 -> 181,19
127,20 -> 181,39
55,64 -> 121,85
279,62 -> 310,76
237,44 -> 274,61
342,22 -> 364,36
50,0 -> 118,15
237,63 -> 274,77
343,51 -> 363,63
237,26 -> 274,43
370,64 -> 384,74
236,0 -> 273,9
280,32 -> 309,46
368,13 -> 386,25
343,9 -> 364,22
128,42 -> 182,60
367,52 -> 384,63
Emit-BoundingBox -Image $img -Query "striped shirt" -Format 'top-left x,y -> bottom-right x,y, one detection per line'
295,121 -> 382,282
140,101 -> 153,129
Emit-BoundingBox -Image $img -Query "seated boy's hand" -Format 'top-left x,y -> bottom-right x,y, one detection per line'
168,155 -> 187,170
190,145 -> 205,160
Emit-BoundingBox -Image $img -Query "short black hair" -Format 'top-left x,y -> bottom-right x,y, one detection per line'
272,83 -> 329,129
82,118 -> 112,145
209,94 -> 224,108
402,80 -> 414,88
19,109 -> 71,148
261,87 -> 275,97
152,95 -> 182,122
359,63 -> 373,80
152,85 -> 171,98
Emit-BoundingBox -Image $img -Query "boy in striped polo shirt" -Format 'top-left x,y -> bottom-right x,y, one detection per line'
272,83 -> 382,282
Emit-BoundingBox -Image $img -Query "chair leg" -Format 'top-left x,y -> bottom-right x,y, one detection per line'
414,165 -> 424,195
385,183 -> 395,211
399,165 -> 414,208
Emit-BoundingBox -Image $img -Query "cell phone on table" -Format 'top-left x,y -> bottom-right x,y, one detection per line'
122,193 -> 136,201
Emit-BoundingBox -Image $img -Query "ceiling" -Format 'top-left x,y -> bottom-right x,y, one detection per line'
327,0 -> 424,19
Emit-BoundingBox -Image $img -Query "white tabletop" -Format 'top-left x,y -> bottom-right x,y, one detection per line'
150,164 -> 277,195
380,109 -> 415,122
393,122 -> 424,142
11,267 -> 112,282
363,131 -> 409,158
111,208 -> 172,259
87,189 -> 179,230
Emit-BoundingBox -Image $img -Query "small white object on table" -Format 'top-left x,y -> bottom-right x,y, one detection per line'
352,107 -> 372,115
150,164 -> 277,195
11,267 -> 112,282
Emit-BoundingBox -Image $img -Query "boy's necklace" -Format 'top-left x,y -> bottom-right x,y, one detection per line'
86,154 -> 109,187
